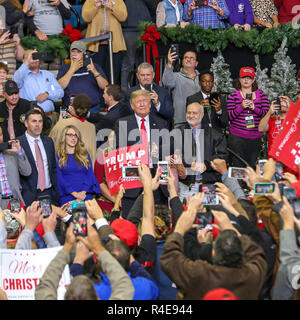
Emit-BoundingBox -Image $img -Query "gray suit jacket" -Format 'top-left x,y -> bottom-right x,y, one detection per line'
0,151 -> 32,207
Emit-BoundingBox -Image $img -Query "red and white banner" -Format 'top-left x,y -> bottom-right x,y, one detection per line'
0,247 -> 70,300
104,144 -> 149,195
269,100 -> 300,172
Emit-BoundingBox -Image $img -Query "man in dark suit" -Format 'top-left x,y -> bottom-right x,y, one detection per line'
88,84 -> 132,132
18,109 -> 60,207
177,102 -> 228,200
186,70 -> 228,132
115,89 -> 172,218
125,62 -> 174,123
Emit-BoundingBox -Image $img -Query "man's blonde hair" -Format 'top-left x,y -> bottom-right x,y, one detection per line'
130,89 -> 151,104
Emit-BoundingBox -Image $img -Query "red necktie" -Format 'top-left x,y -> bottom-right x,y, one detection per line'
140,118 -> 148,145
35,139 -> 46,191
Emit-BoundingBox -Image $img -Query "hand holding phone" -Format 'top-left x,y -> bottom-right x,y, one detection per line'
38,195 -> 52,218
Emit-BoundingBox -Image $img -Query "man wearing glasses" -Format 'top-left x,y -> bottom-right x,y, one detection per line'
186,70 -> 228,132
162,49 -> 201,128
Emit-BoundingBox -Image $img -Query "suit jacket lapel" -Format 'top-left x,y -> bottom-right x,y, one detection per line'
20,135 -> 36,172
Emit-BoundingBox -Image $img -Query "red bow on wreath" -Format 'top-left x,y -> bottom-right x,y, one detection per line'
140,24 -> 161,84
62,23 -> 82,43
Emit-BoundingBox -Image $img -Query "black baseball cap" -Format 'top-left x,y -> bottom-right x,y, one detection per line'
4,80 -> 19,95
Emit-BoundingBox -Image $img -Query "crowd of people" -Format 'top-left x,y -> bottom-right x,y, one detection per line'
0,0 -> 299,302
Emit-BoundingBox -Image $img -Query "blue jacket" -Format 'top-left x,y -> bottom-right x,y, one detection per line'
161,0 -> 183,25
225,0 -> 254,26
94,273 -> 159,300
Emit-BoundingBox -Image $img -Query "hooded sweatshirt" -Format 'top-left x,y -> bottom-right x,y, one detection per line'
225,0 -> 254,26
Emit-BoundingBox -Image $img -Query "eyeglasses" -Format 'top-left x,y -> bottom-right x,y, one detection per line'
184,56 -> 196,61
135,99 -> 151,104
66,133 -> 78,138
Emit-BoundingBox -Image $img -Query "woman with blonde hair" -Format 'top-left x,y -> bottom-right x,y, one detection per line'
56,125 -> 101,205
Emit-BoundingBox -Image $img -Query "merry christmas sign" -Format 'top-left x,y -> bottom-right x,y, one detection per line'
0,247 -> 70,300
104,144 -> 149,195
269,100 -> 300,172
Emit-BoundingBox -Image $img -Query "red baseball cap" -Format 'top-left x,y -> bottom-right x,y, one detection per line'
239,67 -> 255,79
203,288 -> 239,300
111,218 -> 139,247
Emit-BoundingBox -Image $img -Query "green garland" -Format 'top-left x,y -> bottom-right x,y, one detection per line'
20,34 -> 70,59
138,21 -> 300,55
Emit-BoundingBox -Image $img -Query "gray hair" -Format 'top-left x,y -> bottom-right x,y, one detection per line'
137,62 -> 154,74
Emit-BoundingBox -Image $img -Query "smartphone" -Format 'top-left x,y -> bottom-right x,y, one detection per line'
200,184 -> 219,205
170,43 -> 179,58
292,199 -> 300,219
60,107 -> 69,119
158,161 -> 169,183
228,167 -> 248,180
246,93 -> 253,100
208,92 -> 219,105
72,202 -> 87,237
195,0 -> 208,7
274,162 -> 284,182
283,187 -> 297,203
38,195 -> 52,218
0,142 -> 12,152
258,159 -> 267,177
9,199 -> 21,213
69,94 -> 77,106
196,211 -> 214,229
32,52 -> 48,61
254,182 -> 275,195
83,52 -> 90,68
144,84 -> 152,92
122,166 -> 139,180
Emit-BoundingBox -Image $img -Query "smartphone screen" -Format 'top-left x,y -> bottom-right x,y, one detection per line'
158,161 -> 169,182
10,199 -> 21,213
228,167 -> 248,180
200,184 -> 219,205
254,183 -> 275,195
258,160 -> 267,177
283,187 -> 297,203
73,210 -> 87,237
144,84 -> 152,92
292,199 -> 300,219
39,197 -> 52,217
122,166 -> 139,180
274,162 -> 284,182
246,93 -> 253,100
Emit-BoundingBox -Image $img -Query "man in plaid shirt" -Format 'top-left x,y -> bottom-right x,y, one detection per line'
183,0 -> 229,28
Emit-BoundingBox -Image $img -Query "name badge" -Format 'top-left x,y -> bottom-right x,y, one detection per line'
245,115 -> 255,128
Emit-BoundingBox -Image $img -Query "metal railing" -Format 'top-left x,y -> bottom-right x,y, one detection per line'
81,32 -> 114,84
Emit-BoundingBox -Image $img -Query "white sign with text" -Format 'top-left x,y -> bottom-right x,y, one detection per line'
0,247 -> 71,300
